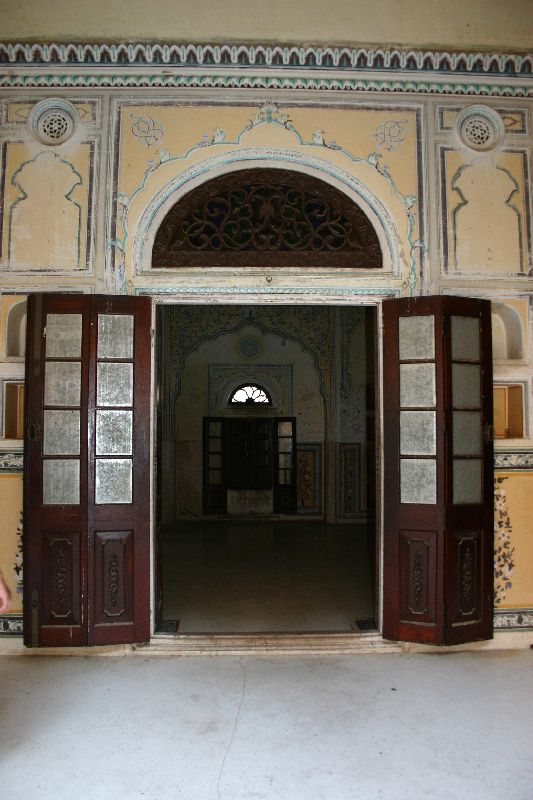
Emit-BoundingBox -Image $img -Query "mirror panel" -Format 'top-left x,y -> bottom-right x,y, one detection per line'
399,316 -> 435,361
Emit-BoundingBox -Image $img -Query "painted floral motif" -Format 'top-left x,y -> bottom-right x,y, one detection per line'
374,120 -> 408,151
494,477 -> 515,604
131,115 -> 164,146
13,513 -> 23,597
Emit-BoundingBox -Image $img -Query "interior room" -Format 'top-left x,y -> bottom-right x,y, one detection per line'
157,303 -> 377,633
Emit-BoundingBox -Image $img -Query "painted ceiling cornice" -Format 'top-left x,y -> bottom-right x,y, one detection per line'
0,42 -> 531,96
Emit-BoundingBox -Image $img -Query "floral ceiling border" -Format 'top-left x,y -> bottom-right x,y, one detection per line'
0,42 -> 532,96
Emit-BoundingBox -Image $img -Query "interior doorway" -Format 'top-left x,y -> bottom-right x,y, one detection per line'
156,303 -> 377,634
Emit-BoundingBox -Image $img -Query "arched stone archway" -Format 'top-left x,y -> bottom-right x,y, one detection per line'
129,151 -> 401,276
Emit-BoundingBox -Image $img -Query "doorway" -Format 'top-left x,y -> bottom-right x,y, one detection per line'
156,303 -> 378,634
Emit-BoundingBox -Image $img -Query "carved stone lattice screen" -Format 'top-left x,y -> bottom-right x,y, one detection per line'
152,169 -> 383,268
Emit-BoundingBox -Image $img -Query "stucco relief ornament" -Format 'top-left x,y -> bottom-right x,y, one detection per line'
198,128 -> 226,146
312,130 -> 341,149
374,120 -> 408,151
131,115 -> 164,146
245,102 -> 294,130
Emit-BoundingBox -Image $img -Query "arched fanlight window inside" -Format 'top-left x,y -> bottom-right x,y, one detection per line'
229,384 -> 272,406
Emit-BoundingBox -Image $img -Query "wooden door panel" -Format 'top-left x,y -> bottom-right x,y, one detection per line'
383,296 -> 493,645
41,530 -> 81,626
93,530 -> 133,626
399,530 -> 437,626
448,529 -> 483,626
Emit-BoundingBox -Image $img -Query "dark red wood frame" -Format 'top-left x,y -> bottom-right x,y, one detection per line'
24,294 -> 152,647
382,296 -> 494,645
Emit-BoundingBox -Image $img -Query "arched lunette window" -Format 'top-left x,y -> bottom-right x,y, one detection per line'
229,384 -> 272,406
152,168 -> 383,269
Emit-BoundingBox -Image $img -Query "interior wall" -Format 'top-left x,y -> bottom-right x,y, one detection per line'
164,306 -> 372,521
0,40 -> 532,634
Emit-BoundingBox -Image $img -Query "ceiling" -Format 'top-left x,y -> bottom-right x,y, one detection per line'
2,0 -> 532,51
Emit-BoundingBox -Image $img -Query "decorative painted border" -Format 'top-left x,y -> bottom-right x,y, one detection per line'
0,43 -> 531,76
0,451 -> 23,472
338,442 -> 365,519
0,614 -> 23,634
494,609 -> 533,629
0,44 -> 531,95
1,73 -> 531,97
135,286 -> 400,297
1,612 -> 531,636
297,443 -> 323,516
495,452 -> 533,470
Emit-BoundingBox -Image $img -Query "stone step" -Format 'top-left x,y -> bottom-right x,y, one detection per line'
134,632 -> 404,656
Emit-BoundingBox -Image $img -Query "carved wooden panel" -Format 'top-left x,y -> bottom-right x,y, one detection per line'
449,530 -> 482,625
152,168 -> 383,268
93,531 -> 133,626
399,530 -> 437,625
41,531 -> 80,625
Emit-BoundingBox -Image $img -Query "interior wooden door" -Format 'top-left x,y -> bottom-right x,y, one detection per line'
382,296 -> 494,645
24,294 -> 152,647
227,418 -> 273,490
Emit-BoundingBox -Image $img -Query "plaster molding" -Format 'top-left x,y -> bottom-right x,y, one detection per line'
0,42 -> 531,75
0,43 -> 531,96
130,152 -> 402,280
135,286 -> 400,299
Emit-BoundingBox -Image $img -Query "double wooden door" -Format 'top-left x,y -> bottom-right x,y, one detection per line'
23,293 -> 494,647
203,416 -> 297,514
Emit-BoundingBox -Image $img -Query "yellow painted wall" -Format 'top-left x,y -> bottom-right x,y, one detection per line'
0,45 -> 532,629
495,473 -> 533,609
0,474 -> 23,614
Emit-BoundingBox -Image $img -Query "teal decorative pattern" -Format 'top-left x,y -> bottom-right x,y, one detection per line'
0,43 -> 531,96
2,74 -> 530,97
0,43 -> 531,75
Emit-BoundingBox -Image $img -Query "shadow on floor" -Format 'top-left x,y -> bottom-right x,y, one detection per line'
161,520 -> 375,633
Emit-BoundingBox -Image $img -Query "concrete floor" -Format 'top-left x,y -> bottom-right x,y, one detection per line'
1,651 -> 532,800
162,521 -> 375,633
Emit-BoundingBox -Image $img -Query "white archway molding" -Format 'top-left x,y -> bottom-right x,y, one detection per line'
129,150 -> 404,278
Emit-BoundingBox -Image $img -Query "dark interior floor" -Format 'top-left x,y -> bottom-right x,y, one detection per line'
160,521 -> 375,633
